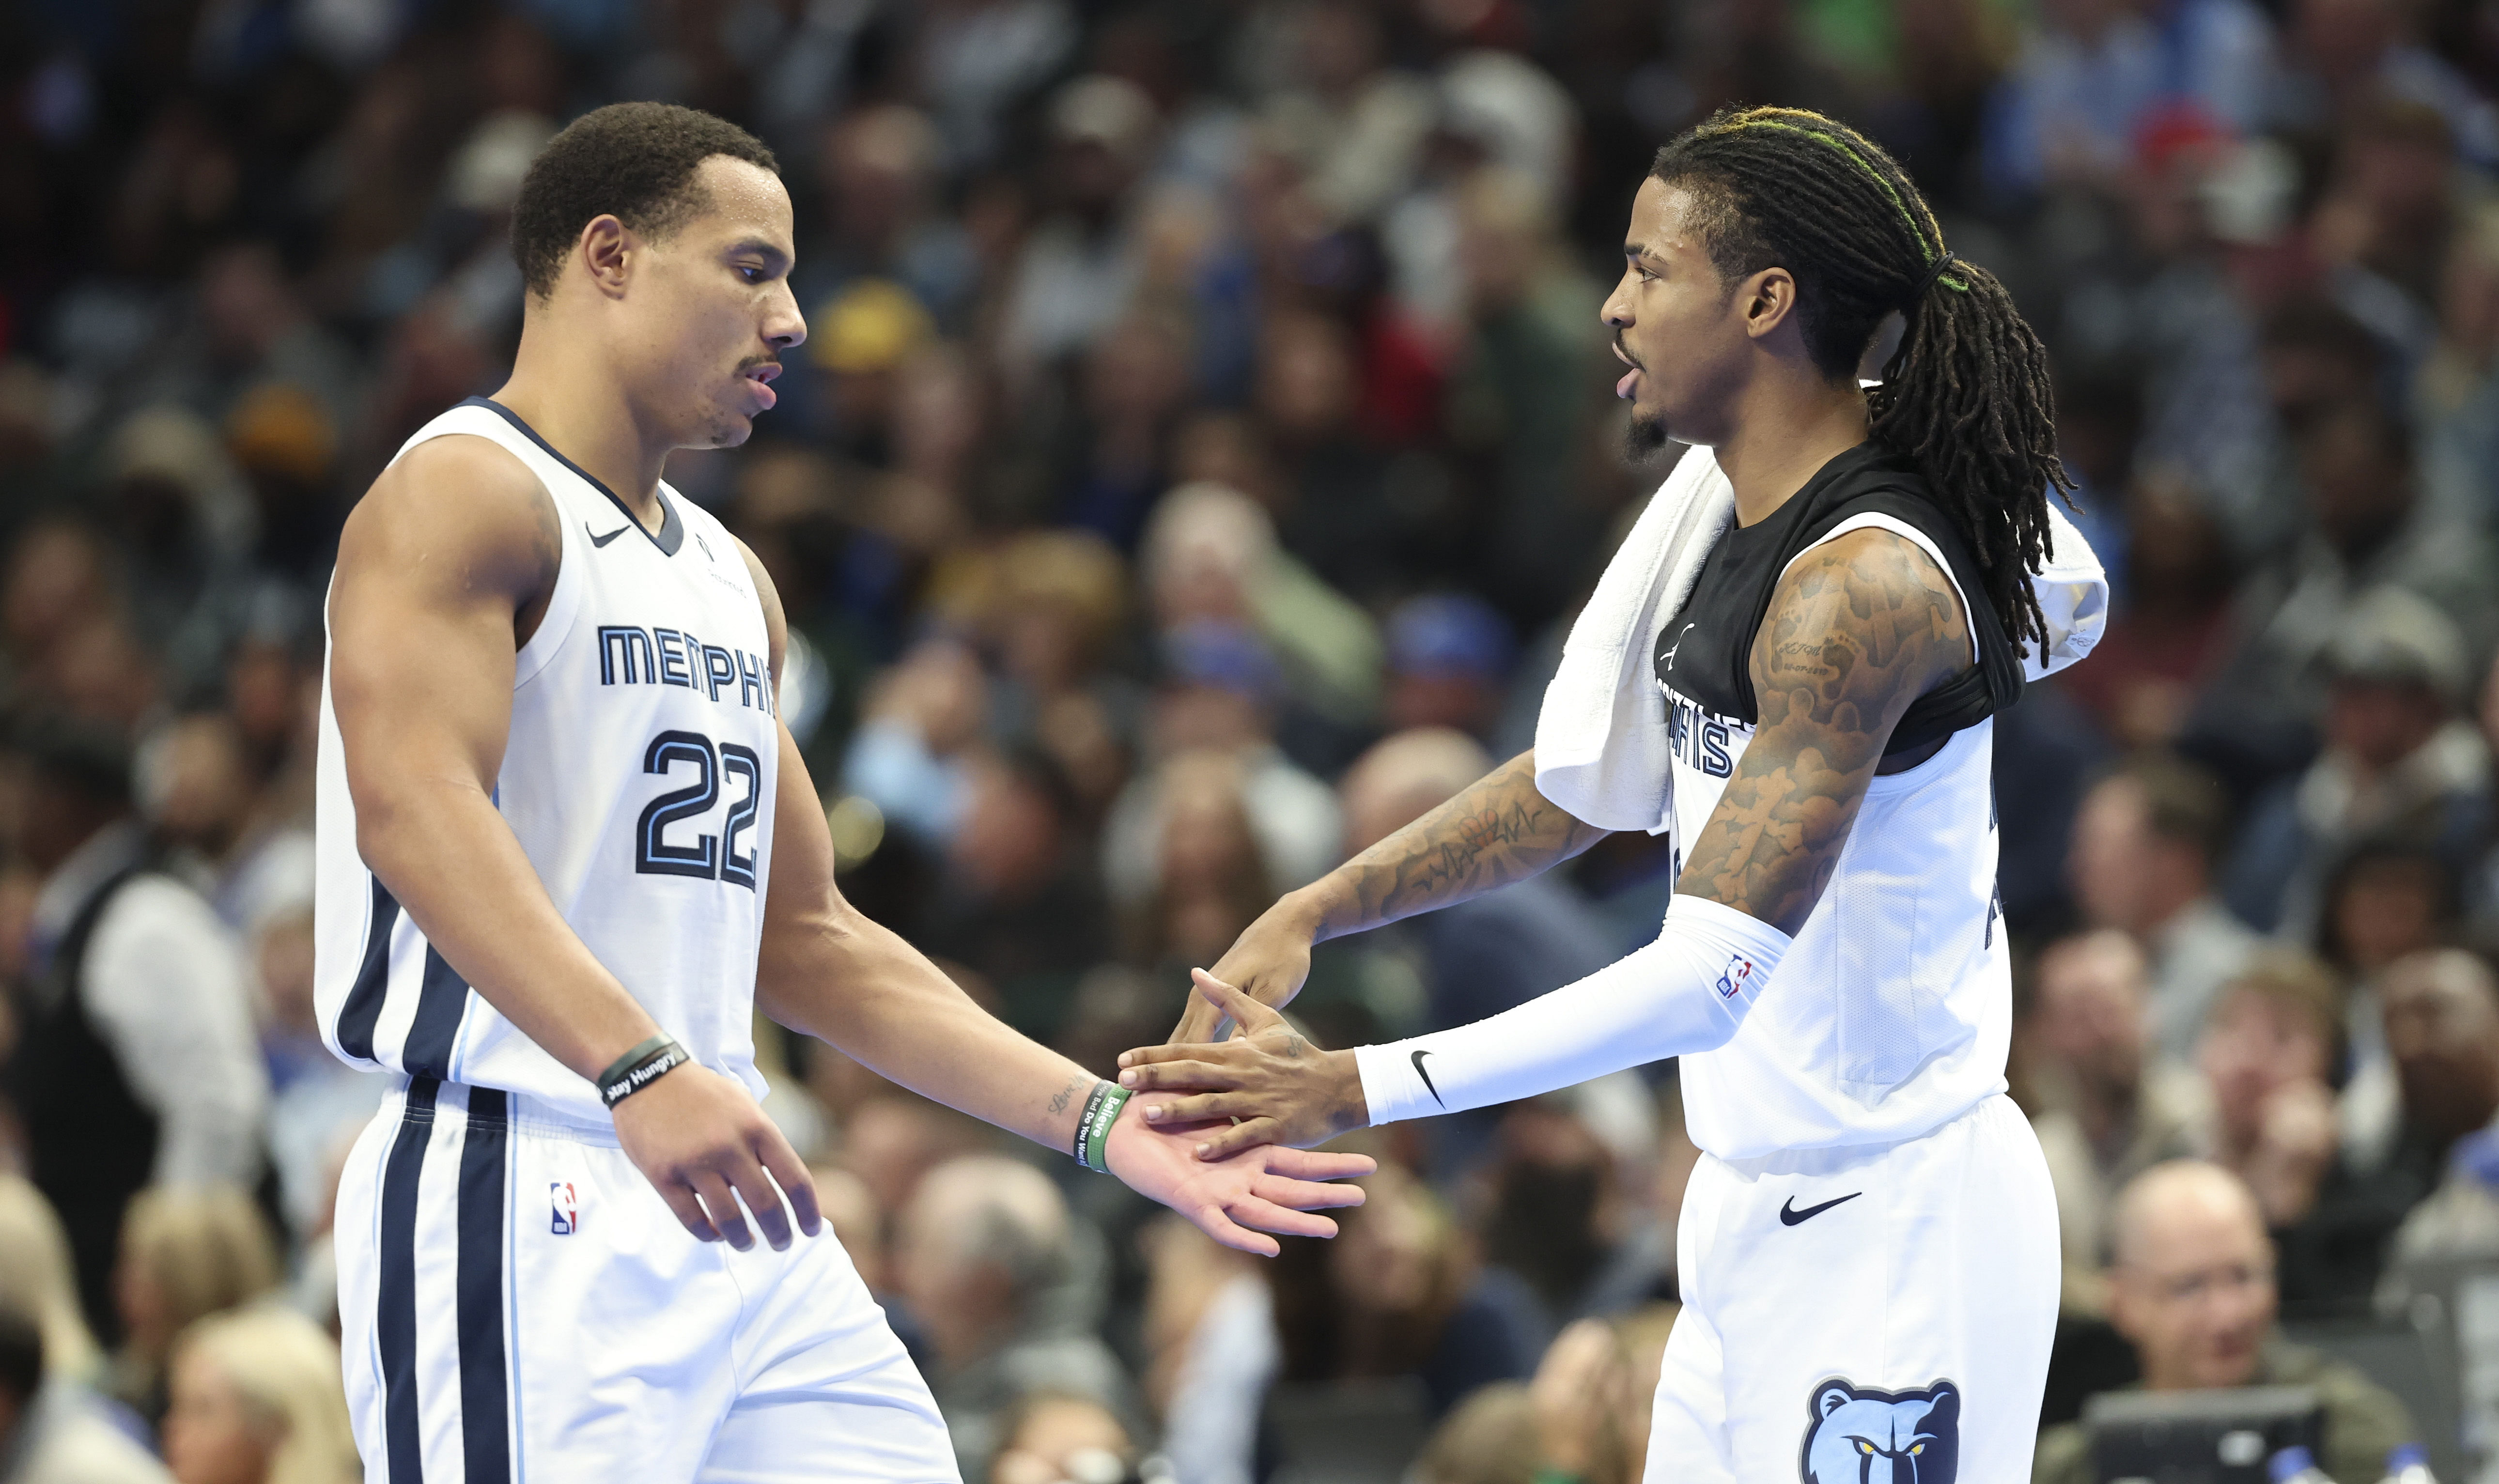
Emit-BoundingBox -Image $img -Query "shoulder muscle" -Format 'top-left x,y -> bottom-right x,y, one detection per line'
335,433 -> 560,621
1750,526 -> 1965,738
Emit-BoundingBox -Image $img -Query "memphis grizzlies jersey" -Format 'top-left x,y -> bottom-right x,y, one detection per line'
312,398 -> 778,1124
1659,445 -> 2016,1161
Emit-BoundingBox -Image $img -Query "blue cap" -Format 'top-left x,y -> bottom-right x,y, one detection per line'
2267,1446 -> 2316,1481
2389,1444 -> 2429,1468
1387,594 -> 1515,681
1161,620 -> 1284,703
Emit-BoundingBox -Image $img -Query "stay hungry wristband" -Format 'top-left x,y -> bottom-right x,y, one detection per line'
598,1035 -> 690,1109
1072,1081 -> 1131,1172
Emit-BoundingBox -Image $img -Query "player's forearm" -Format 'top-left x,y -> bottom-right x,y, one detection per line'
1290,749 -> 1609,944
352,776 -> 661,1081
758,905 -> 1091,1151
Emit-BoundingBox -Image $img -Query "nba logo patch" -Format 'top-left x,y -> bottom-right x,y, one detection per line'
1715,955 -> 1755,1001
550,1182 -> 579,1236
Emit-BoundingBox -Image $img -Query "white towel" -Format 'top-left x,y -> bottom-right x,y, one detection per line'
1532,445 -> 2108,834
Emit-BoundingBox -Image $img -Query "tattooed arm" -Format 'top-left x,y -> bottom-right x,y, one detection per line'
1169,750 -> 1612,1042
1125,528 -> 1971,1152
1676,526 -> 1966,932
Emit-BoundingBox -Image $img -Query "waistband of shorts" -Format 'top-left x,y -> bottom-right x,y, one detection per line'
382,1074 -> 623,1147
1706,1088 -> 2019,1179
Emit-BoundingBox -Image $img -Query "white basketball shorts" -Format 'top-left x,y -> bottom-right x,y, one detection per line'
335,1077 -> 958,1484
1645,1092 -> 2058,1484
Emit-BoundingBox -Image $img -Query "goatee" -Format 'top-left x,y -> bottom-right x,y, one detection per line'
1623,410 -> 1673,462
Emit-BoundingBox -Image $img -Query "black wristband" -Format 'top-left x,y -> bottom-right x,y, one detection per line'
598,1035 -> 690,1109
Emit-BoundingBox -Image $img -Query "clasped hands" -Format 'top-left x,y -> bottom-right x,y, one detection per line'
1117,970 -> 1373,1162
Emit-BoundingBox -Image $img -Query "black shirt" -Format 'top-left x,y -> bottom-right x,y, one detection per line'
1652,441 -> 2023,757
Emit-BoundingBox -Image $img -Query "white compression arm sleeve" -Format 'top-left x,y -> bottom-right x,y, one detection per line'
1352,894 -> 1791,1126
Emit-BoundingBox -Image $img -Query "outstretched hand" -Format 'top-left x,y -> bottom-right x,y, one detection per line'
1119,971 -> 1372,1160
1105,1086 -> 1372,1256
1168,905 -> 1318,1044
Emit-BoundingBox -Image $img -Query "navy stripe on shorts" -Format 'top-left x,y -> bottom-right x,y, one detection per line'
374,1080 -> 513,1484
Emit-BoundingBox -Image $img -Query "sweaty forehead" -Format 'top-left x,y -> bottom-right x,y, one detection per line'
684,156 -> 794,253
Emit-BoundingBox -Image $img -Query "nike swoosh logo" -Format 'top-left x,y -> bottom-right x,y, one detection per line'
588,523 -> 630,547
1779,1192 -> 1862,1227
1411,1049 -> 1444,1107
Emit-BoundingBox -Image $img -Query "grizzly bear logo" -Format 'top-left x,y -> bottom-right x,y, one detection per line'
1798,1377 -> 1959,1483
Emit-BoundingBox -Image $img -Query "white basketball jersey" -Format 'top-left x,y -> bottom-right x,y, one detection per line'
313,398 -> 779,1123
1666,515 -> 2012,1162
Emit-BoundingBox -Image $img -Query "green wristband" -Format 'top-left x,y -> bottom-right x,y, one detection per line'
1073,1082 -> 1131,1172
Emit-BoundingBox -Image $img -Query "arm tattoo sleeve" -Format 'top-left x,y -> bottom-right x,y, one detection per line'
1307,752 -> 1613,941
1676,529 -> 1967,936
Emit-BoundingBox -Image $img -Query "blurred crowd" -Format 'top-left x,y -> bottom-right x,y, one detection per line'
7,0 -> 2499,1480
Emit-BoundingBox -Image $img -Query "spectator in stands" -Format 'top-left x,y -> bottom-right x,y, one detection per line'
840,637 -> 990,849
0,1175 -> 106,1394
2192,948 -> 2418,1303
1475,1104 -> 1635,1341
1269,1162 -> 1542,1419
914,744 -> 1109,1041
3,717 -> 267,1338
2194,951 -> 2344,1229
895,1156 -> 1136,1484
136,710 -> 313,938
2321,841 -> 2468,1172
161,1308 -> 357,1484
2204,398 -> 2499,787
998,75 -> 1159,378
1409,1308 -> 1677,1484
2069,753 -> 2262,1063
2030,1161 -> 2412,1484
1381,597 -> 1516,742
2056,475 -> 2236,751
1118,748 -> 1281,978
2383,942 -> 2499,1177
0,1298 -> 171,1484
2024,930 -> 2208,1309
1102,623 -> 1343,914
2227,587 -> 2493,938
985,1391 -> 1136,1484
1137,480 -> 1383,745
1412,1383 -> 1539,1484
109,1187 -> 281,1428
2373,952 -> 2499,1284
1140,1218 -> 1274,1484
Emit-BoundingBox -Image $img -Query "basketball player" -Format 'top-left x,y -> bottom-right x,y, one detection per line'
1114,107 -> 2090,1481
313,103 -> 1368,1483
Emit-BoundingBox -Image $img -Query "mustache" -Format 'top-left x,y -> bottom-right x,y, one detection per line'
1613,333 -> 1644,370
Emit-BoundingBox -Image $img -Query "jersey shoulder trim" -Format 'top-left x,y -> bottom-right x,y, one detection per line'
456,397 -> 685,557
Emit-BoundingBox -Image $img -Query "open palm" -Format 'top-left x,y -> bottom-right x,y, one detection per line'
1104,1094 -> 1371,1255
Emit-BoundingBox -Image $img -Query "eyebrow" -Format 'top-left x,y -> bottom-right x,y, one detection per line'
728,238 -> 792,271
1623,243 -> 1667,268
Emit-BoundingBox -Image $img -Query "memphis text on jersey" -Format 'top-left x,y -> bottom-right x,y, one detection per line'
1664,690 -> 1744,779
596,624 -> 775,715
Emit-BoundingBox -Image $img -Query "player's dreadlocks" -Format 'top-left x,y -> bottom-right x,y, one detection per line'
1651,105 -> 2072,654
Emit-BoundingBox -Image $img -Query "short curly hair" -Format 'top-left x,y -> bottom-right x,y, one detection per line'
510,102 -> 779,301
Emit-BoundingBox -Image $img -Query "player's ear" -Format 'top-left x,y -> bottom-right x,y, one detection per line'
1814,1380 -> 1853,1420
578,215 -> 634,299
1742,266 -> 1799,340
